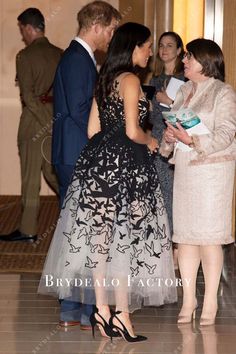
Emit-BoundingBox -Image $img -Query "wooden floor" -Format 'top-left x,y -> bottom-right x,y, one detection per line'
0,245 -> 235,353
0,197 -> 235,353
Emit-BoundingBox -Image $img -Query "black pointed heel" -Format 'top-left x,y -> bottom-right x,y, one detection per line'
110,310 -> 147,342
90,307 -> 121,341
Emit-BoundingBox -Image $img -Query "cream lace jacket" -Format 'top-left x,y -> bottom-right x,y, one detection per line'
159,77 -> 236,165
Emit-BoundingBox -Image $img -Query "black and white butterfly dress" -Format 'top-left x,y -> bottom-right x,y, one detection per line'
38,81 -> 177,312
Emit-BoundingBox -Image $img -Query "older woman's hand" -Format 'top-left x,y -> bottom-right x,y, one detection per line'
165,122 -> 192,145
164,126 -> 176,143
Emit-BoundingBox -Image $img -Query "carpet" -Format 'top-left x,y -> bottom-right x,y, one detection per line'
0,196 -> 59,273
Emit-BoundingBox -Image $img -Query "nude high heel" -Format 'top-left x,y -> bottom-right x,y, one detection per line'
177,300 -> 198,324
177,307 -> 197,324
200,308 -> 218,326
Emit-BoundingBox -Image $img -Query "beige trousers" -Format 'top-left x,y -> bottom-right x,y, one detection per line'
18,135 -> 58,235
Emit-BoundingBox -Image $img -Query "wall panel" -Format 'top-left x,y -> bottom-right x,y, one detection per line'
119,0 -> 144,24
222,0 -> 236,238
222,0 -> 236,88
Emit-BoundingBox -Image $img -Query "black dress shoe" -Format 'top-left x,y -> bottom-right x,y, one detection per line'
0,230 -> 37,243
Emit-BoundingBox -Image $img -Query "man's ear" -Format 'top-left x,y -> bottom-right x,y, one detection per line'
27,23 -> 40,35
24,24 -> 33,34
25,24 -> 32,30
94,23 -> 102,34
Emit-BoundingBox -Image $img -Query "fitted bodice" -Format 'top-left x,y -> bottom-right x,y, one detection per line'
98,82 -> 149,132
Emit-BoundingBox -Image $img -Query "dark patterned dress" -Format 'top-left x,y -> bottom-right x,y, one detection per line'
150,73 -> 185,235
38,81 -> 177,312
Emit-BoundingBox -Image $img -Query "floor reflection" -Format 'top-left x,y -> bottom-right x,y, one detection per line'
93,338 -> 146,354
200,325 -> 218,354
177,323 -> 218,354
177,323 -> 198,354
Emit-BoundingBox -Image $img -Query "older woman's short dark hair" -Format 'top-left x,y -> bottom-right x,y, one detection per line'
186,38 -> 225,82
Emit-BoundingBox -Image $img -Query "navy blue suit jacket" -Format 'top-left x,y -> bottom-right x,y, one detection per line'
52,40 -> 97,166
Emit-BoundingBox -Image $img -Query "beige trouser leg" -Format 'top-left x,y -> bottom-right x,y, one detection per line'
41,135 -> 59,193
18,135 -> 58,235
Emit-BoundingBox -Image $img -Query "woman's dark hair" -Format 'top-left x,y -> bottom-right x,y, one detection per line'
95,22 -> 151,107
155,31 -> 184,76
186,38 -> 225,82
17,8 -> 45,32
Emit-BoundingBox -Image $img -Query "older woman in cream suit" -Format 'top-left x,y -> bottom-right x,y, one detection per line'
160,38 -> 236,326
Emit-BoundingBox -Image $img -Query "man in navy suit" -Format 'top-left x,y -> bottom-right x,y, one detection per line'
52,1 -> 121,329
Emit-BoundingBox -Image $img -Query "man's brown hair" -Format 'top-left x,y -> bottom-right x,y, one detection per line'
77,1 -> 121,30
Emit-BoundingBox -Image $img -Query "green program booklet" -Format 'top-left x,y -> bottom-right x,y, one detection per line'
162,108 -> 201,129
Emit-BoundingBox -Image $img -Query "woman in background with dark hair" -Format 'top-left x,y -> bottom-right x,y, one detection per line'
39,22 -> 177,342
160,38 -> 236,326
150,32 -> 185,237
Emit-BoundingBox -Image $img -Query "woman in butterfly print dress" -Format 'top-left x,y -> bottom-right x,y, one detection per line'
38,22 -> 177,340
